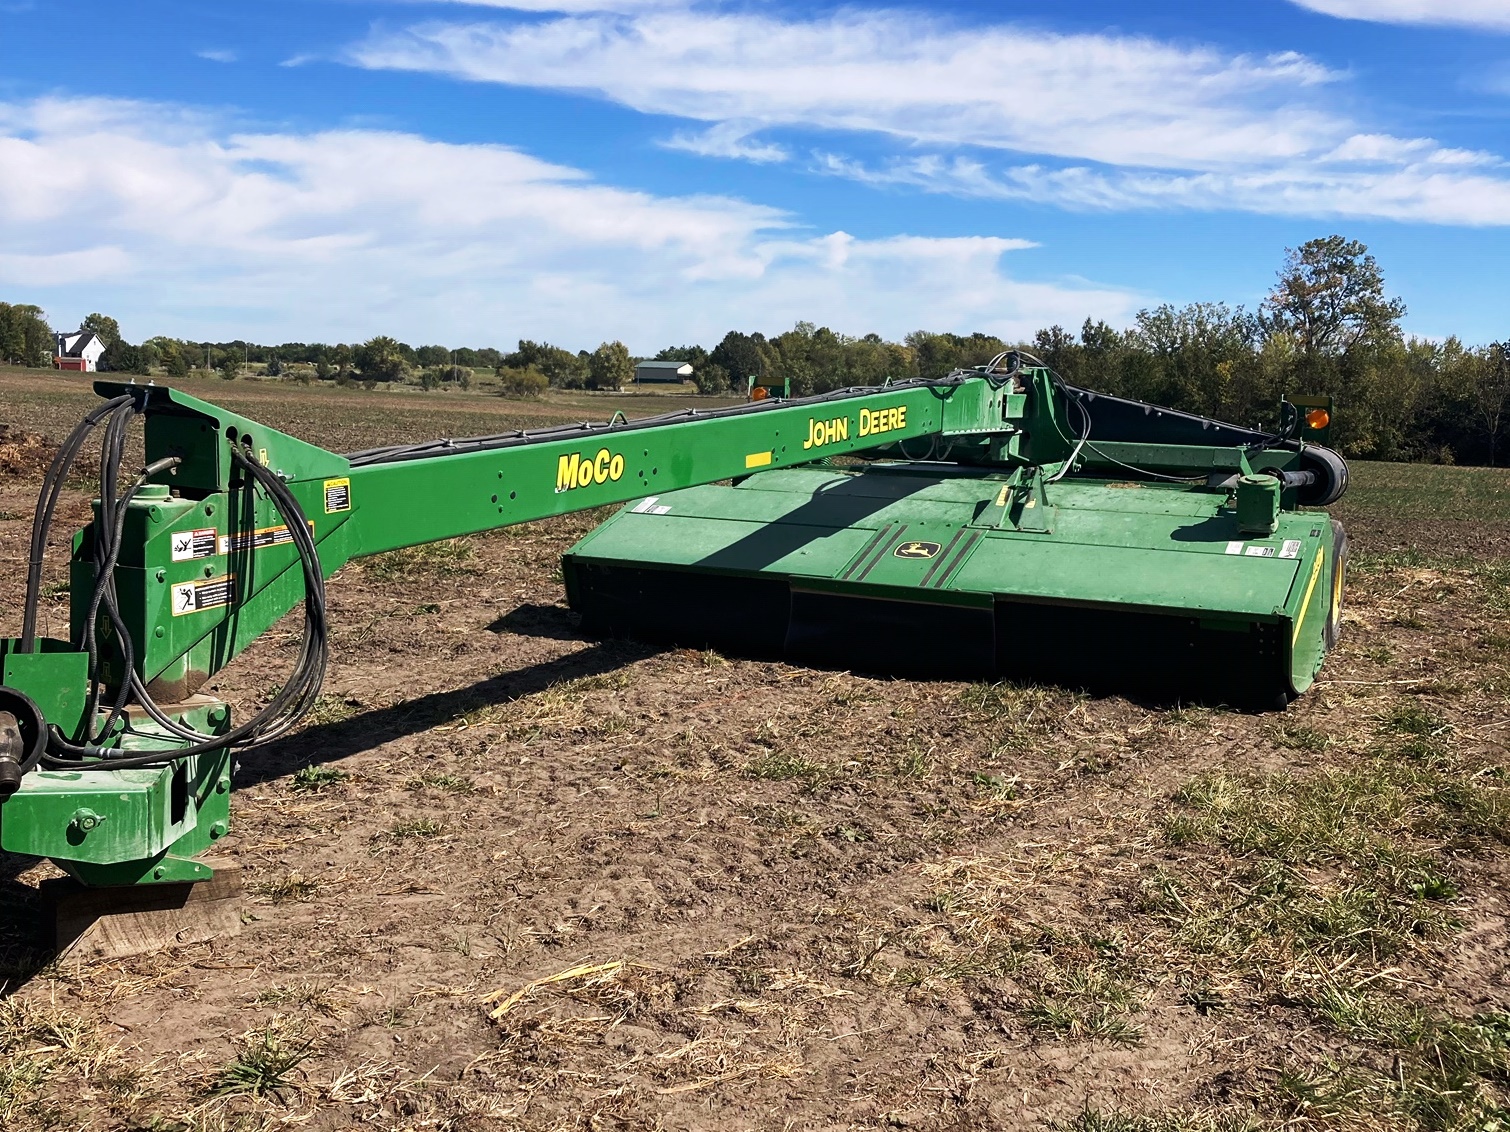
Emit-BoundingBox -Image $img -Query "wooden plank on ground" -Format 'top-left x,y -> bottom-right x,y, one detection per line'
41,859 -> 242,961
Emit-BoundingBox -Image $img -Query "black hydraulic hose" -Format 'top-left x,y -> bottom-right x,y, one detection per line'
345,376 -> 975,467
74,455 -> 183,746
44,446 -> 329,769
77,401 -> 141,739
20,394 -> 134,651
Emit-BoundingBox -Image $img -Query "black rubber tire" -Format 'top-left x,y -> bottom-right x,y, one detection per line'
1297,446 -> 1349,507
1324,519 -> 1349,651
0,684 -> 48,787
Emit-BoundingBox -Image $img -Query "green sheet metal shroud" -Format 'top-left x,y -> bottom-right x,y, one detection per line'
564,463 -> 1344,707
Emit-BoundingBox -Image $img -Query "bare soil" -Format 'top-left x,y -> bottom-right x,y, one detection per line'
1,369 -> 1508,1131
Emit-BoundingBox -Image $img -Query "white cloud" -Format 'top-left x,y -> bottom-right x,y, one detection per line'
196,48 -> 238,63
417,0 -> 685,9
346,6 -> 1510,225
819,151 -> 1510,226
1288,0 -> 1510,32
348,11 -> 1342,171
662,122 -> 789,164
0,96 -> 1136,346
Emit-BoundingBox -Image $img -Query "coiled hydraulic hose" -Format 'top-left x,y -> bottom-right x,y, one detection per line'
24,400 -> 329,771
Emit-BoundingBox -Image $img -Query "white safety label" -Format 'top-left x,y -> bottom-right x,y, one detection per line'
171,575 -> 235,616
1280,540 -> 1302,560
631,497 -> 671,515
170,527 -> 217,562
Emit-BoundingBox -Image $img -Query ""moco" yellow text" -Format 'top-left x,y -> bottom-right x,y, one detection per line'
556,448 -> 626,492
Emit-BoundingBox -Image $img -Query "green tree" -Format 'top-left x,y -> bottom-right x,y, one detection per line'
164,345 -> 190,378
1476,344 -> 1510,466
0,302 -> 53,366
1262,236 -> 1405,358
415,344 -> 449,369
708,331 -> 770,389
80,312 -> 121,346
692,362 -> 731,394
588,340 -> 633,391
496,365 -> 549,399
1127,302 -> 1257,415
504,340 -> 589,388
355,336 -> 407,383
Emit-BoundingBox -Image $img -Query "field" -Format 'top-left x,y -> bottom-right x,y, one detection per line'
1,367 -> 1509,1131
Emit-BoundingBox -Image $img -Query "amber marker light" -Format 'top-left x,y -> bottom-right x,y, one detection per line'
1306,408 -> 1330,430
749,385 -> 769,401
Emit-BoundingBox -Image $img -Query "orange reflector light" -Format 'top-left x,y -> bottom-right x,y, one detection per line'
749,385 -> 769,401
1305,408 -> 1330,430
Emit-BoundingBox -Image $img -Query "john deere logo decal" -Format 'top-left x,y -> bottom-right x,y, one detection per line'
894,541 -> 941,560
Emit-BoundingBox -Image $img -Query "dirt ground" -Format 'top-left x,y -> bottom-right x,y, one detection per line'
1,370 -> 1509,1131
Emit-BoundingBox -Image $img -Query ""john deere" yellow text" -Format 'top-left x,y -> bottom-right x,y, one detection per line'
803,415 -> 850,450
556,448 -> 626,492
859,405 -> 907,437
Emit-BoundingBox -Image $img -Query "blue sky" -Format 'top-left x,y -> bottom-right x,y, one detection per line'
3,0 -> 1509,352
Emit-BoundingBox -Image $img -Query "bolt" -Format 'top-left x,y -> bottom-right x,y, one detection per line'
155,569 -> 165,582
69,808 -> 104,833
203,565 -> 213,577
153,866 -> 165,880
216,779 -> 228,794
155,627 -> 164,638
209,821 -> 228,839
205,504 -> 215,516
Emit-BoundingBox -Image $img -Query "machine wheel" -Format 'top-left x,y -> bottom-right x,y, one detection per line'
1324,519 -> 1349,651
0,685 -> 47,797
1297,446 -> 1349,507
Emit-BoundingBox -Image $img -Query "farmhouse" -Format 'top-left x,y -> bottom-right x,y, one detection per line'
55,329 -> 106,372
633,359 -> 692,384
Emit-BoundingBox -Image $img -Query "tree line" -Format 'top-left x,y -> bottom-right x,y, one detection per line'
4,237 -> 1508,465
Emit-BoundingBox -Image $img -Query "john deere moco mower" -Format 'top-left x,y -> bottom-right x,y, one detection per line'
0,355 -> 1346,913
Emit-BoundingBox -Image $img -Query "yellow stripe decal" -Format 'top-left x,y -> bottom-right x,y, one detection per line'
745,451 -> 773,469
1292,550 -> 1325,646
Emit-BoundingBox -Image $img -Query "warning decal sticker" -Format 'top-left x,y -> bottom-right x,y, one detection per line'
1280,540 -> 1302,560
1225,541 -> 1244,555
218,522 -> 314,556
323,478 -> 352,514
630,497 -> 672,516
1245,546 -> 1277,558
170,527 -> 216,562
170,575 -> 235,616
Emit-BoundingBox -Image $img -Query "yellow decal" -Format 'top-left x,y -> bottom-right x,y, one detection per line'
323,477 -> 351,514
556,448 -> 626,493
802,415 -> 850,451
745,451 -> 773,468
1292,549 -> 1325,645
858,405 -> 908,438
894,541 -> 941,560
